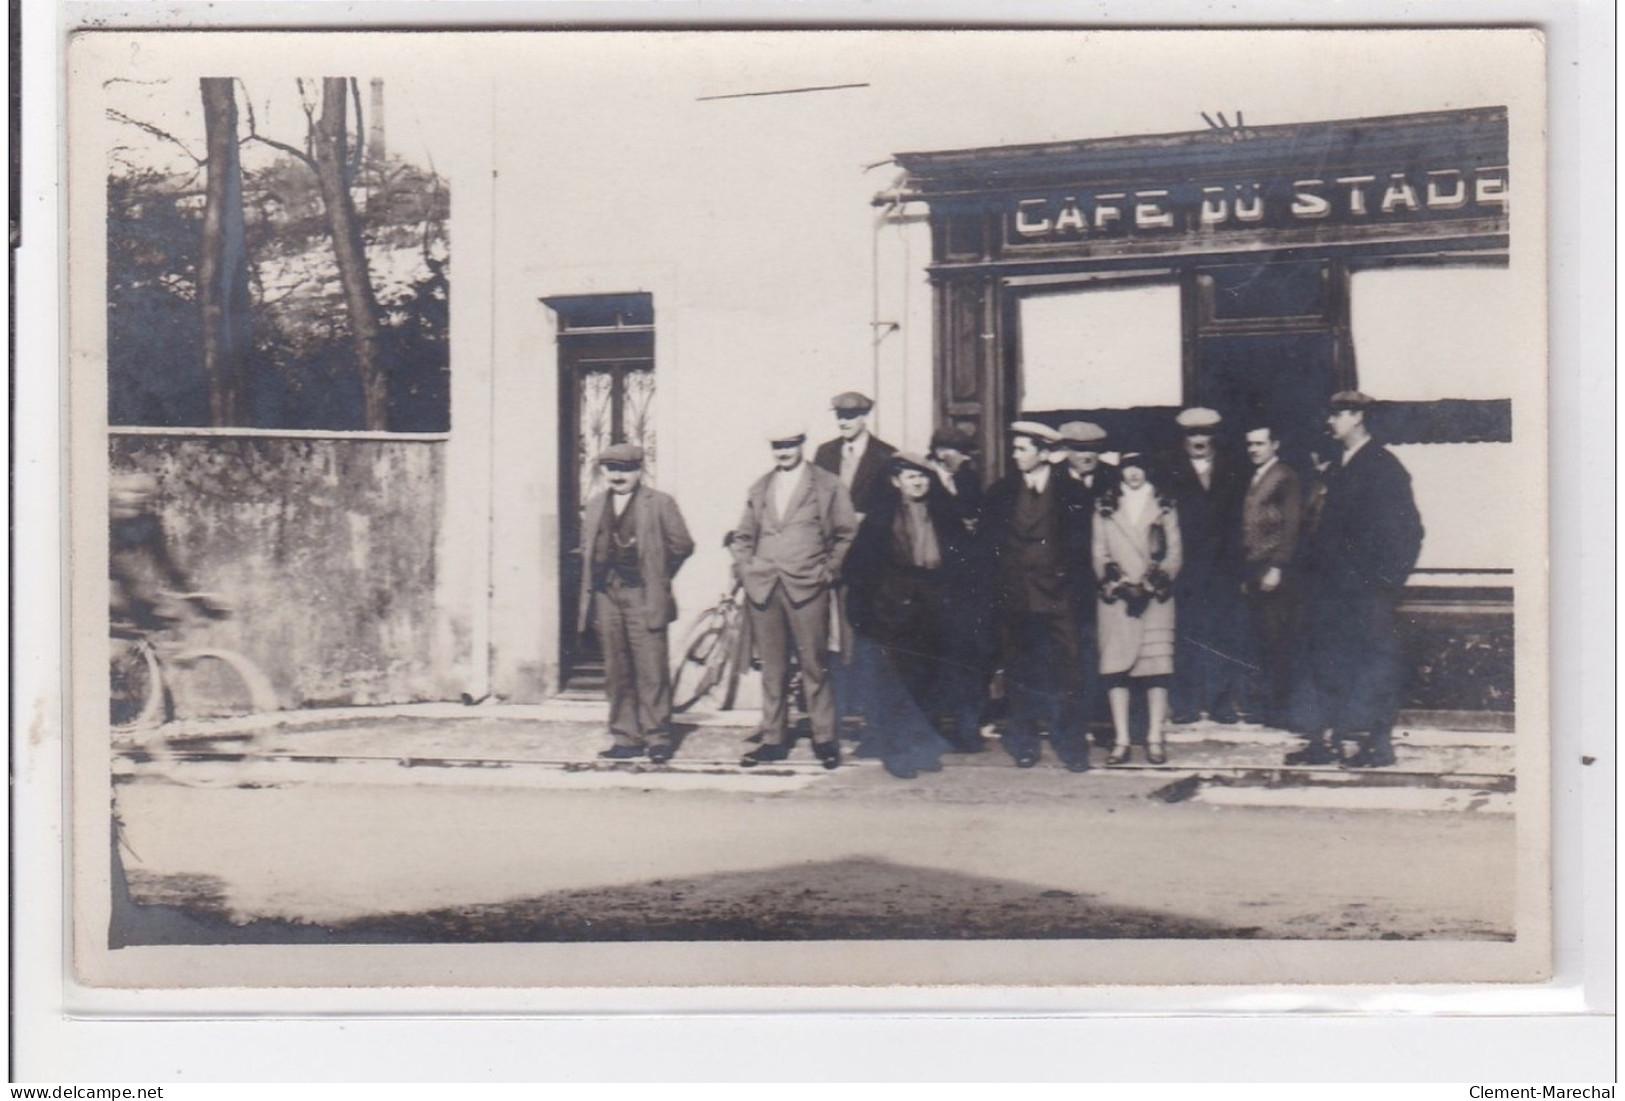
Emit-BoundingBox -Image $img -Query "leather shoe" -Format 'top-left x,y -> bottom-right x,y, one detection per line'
1145,745 -> 1168,766
1013,753 -> 1040,769
598,745 -> 643,760
1064,759 -> 1092,773
883,759 -> 918,780
1106,747 -> 1131,766
647,745 -> 673,765
1341,746 -> 1397,769
740,743 -> 789,768
1169,712 -> 1201,726
1283,742 -> 1337,766
813,741 -> 842,770
1209,707 -> 1240,725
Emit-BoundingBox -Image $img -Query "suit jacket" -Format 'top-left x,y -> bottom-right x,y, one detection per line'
979,468 -> 1092,616
1305,440 -> 1424,598
814,434 -> 898,516
1240,460 -> 1304,579
1161,449 -> 1247,579
731,462 -> 858,606
576,486 -> 695,633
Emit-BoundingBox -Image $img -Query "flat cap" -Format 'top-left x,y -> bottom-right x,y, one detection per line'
1009,420 -> 1062,445
929,424 -> 978,453
1327,390 -> 1375,410
1057,421 -> 1108,448
766,423 -> 808,446
889,450 -> 935,475
830,391 -> 875,414
1175,407 -> 1222,432
597,442 -> 645,466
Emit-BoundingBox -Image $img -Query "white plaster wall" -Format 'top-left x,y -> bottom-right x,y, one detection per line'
465,31 -> 1548,697
1389,442 -> 1521,572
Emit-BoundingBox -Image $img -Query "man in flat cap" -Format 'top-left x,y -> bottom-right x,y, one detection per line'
1056,421 -> 1119,747
815,391 -> 899,520
925,423 -> 995,748
843,451 -> 968,776
1163,407 -> 1250,725
1290,392 -> 1423,768
977,421 -> 1093,771
579,443 -> 695,764
732,425 -> 858,768
814,391 -> 898,736
928,423 -> 985,528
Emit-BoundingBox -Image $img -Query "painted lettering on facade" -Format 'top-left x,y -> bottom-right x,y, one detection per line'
1009,166 -> 1509,242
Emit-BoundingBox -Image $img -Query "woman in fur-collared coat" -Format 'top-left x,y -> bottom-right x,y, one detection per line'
1092,453 -> 1183,766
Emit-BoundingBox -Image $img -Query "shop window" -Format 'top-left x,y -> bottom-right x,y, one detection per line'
1350,266 -> 1519,401
1018,282 -> 1182,411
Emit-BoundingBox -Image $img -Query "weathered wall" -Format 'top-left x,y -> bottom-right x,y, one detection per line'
110,433 -> 446,708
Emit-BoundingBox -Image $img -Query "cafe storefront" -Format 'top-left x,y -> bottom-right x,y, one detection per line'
886,107 -> 1519,723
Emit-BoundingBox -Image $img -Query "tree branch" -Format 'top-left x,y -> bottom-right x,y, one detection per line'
105,108 -> 205,165
243,131 -> 317,171
234,80 -> 318,171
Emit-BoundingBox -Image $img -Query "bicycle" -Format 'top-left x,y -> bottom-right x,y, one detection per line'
109,592 -> 279,734
671,579 -> 753,714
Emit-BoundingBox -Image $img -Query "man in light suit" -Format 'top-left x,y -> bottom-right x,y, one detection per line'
732,425 -> 859,768
578,443 -> 695,764
1239,424 -> 1304,730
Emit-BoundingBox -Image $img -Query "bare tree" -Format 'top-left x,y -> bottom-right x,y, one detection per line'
310,77 -> 388,429
198,77 -> 253,426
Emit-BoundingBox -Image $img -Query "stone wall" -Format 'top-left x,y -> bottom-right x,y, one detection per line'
110,433 -> 447,708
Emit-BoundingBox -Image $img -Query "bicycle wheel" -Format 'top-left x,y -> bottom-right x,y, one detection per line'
110,637 -> 167,731
671,614 -> 733,714
167,647 -> 278,720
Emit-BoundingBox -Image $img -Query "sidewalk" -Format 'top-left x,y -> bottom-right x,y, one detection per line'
117,699 -> 1516,791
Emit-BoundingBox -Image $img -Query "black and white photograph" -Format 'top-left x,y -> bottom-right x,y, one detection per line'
64,28 -> 1551,990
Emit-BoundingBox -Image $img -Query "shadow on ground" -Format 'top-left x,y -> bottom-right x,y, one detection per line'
114,851 -> 1267,945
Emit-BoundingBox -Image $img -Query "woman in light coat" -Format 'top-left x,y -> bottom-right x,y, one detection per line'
1093,453 -> 1183,765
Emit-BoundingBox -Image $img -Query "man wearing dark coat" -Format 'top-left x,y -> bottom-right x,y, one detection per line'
1239,424 -> 1304,730
814,390 -> 899,519
1056,421 -> 1118,748
844,452 -> 966,777
979,421 -> 1094,772
1289,392 -> 1424,768
813,390 -> 899,736
1162,407 -> 1250,724
578,443 -> 696,763
926,423 -> 992,749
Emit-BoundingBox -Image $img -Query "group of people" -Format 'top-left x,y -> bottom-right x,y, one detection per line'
578,388 -> 1423,777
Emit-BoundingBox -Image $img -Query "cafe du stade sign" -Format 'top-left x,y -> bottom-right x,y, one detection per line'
1010,165 -> 1509,241
891,107 -> 1512,262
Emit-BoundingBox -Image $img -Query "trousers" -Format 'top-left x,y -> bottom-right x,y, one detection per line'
596,579 -> 673,747
998,609 -> 1091,768
749,582 -> 836,745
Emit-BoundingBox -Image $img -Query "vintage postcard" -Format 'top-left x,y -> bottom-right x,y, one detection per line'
65,27 -> 1550,991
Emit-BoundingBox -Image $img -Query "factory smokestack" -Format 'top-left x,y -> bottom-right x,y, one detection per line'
368,78 -> 386,165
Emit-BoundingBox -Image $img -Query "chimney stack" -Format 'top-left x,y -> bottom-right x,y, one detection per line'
368,78 -> 386,165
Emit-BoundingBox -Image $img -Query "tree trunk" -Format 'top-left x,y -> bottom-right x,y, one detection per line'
311,76 -> 388,429
198,78 -> 252,426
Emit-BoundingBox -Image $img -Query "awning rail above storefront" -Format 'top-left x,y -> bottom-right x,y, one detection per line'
886,106 -> 1509,198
